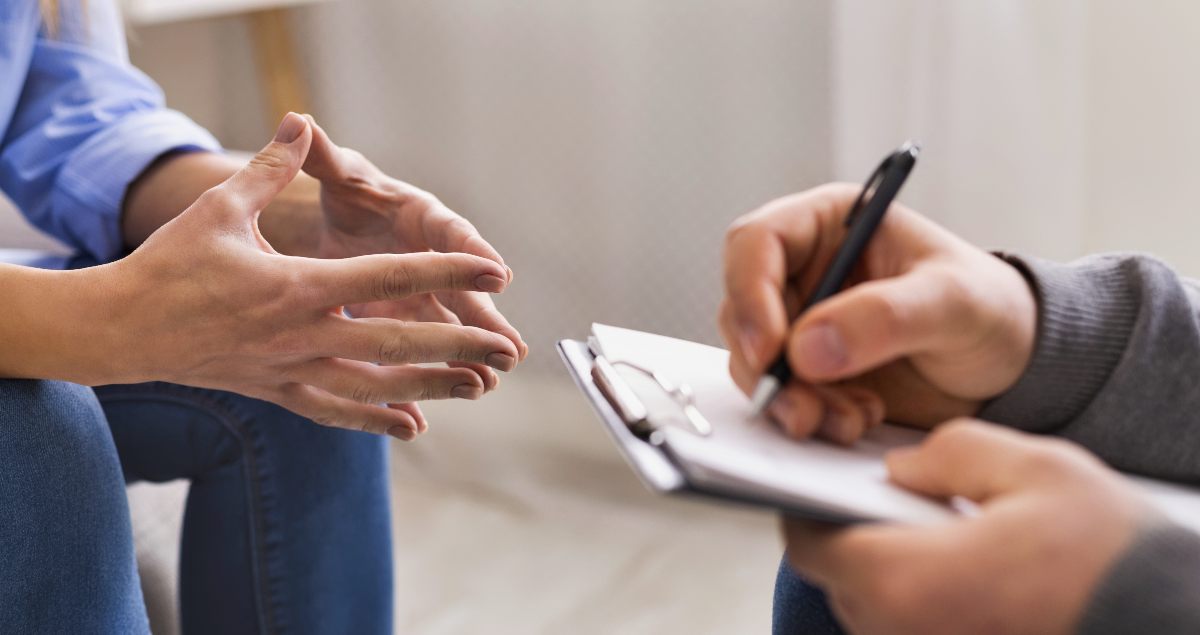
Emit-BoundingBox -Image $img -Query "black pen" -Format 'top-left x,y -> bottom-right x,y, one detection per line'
750,142 -> 920,415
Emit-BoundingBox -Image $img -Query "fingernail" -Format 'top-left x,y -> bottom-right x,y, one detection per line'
386,425 -> 416,441
485,352 -> 517,372
474,274 -> 507,293
274,112 -> 305,144
768,393 -> 798,433
505,266 -> 515,283
739,323 -> 763,369
452,383 -> 482,399
817,410 -> 852,444
768,391 -> 806,436
794,324 -> 848,376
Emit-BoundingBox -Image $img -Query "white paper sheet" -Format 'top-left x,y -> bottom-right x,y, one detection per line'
592,323 -> 1200,531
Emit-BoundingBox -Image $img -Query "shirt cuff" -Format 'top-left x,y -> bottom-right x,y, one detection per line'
51,108 -> 221,263
1077,521 -> 1200,635
977,253 -> 1140,433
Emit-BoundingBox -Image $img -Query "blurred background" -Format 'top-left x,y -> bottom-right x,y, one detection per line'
5,0 -> 1200,632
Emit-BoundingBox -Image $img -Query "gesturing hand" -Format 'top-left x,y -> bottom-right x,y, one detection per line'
782,421 -> 1150,635
298,115 -> 527,392
720,184 -> 1038,444
96,113 -> 520,439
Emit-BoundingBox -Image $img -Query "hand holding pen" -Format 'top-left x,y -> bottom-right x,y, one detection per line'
718,144 -> 1039,444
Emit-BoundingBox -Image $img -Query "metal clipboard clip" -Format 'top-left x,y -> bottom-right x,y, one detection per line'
588,339 -> 713,441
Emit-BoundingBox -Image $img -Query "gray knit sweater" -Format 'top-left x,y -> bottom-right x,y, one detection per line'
975,253 -> 1200,634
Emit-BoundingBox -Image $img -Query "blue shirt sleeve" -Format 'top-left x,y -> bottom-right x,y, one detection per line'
0,0 -> 221,262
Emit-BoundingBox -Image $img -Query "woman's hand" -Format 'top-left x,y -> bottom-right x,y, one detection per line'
77,114 -> 519,439
720,183 -> 1038,443
782,420 -> 1150,635
294,115 -> 527,392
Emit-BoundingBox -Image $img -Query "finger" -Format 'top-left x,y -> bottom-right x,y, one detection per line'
765,383 -> 825,438
780,518 -> 899,590
299,115 -> 511,278
389,402 -> 428,434
287,358 -> 486,404
298,114 -> 345,181
722,218 -> 792,372
780,517 -> 948,606
787,265 -> 972,382
885,419 -> 1090,502
436,289 -> 529,361
411,198 -> 509,270
719,298 -> 765,390
808,385 -> 873,446
276,382 -> 419,439
411,298 -> 502,390
722,185 -> 863,372
322,317 -> 519,369
304,252 -> 509,308
346,298 -> 502,390
214,112 -> 313,219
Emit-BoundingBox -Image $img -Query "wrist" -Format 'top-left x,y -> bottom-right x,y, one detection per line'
0,264 -> 143,385
992,255 -> 1039,394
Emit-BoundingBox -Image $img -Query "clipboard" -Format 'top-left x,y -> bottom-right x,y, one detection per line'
561,325 -> 1200,533
557,336 -> 928,525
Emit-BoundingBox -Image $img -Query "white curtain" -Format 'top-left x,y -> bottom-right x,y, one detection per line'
832,0 -> 1200,274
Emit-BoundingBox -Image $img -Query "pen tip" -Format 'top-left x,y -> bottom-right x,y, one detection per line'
749,377 -> 780,415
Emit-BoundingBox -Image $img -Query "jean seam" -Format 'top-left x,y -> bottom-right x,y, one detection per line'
99,385 -> 288,635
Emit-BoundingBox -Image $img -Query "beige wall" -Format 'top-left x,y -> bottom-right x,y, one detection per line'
831,0 -> 1200,277
130,0 -> 834,372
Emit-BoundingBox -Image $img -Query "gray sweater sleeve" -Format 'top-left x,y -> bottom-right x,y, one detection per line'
974,253 -> 1200,633
978,253 -> 1200,482
1077,522 -> 1200,635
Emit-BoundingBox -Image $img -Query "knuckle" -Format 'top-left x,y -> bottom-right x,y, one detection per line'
376,263 -> 417,300
723,216 -> 757,249
311,414 -> 340,428
925,418 -> 985,454
866,292 -> 909,341
932,266 -> 982,325
249,149 -> 291,174
350,383 -> 381,405
1019,441 -> 1089,480
377,331 -> 425,364
416,382 -> 439,402
197,185 -> 239,213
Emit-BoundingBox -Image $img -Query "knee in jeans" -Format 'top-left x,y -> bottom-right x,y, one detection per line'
0,379 -> 117,482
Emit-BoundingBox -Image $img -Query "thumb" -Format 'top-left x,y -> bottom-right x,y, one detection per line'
786,265 -> 968,382
221,112 -> 313,215
299,113 -> 343,181
885,419 -> 1048,503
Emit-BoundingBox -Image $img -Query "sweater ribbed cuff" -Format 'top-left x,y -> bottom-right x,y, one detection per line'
1077,522 -> 1200,635
978,254 -> 1140,433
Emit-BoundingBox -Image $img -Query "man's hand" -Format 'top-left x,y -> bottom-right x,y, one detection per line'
93,113 -> 520,439
720,184 -> 1038,444
782,421 -> 1150,635
294,115 -> 527,392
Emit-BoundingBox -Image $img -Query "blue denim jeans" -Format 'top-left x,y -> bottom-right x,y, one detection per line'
773,557 -> 846,635
0,378 -> 392,634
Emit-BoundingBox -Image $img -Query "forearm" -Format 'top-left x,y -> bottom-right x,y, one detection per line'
122,151 -> 324,257
980,253 -> 1200,480
0,264 -> 135,386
